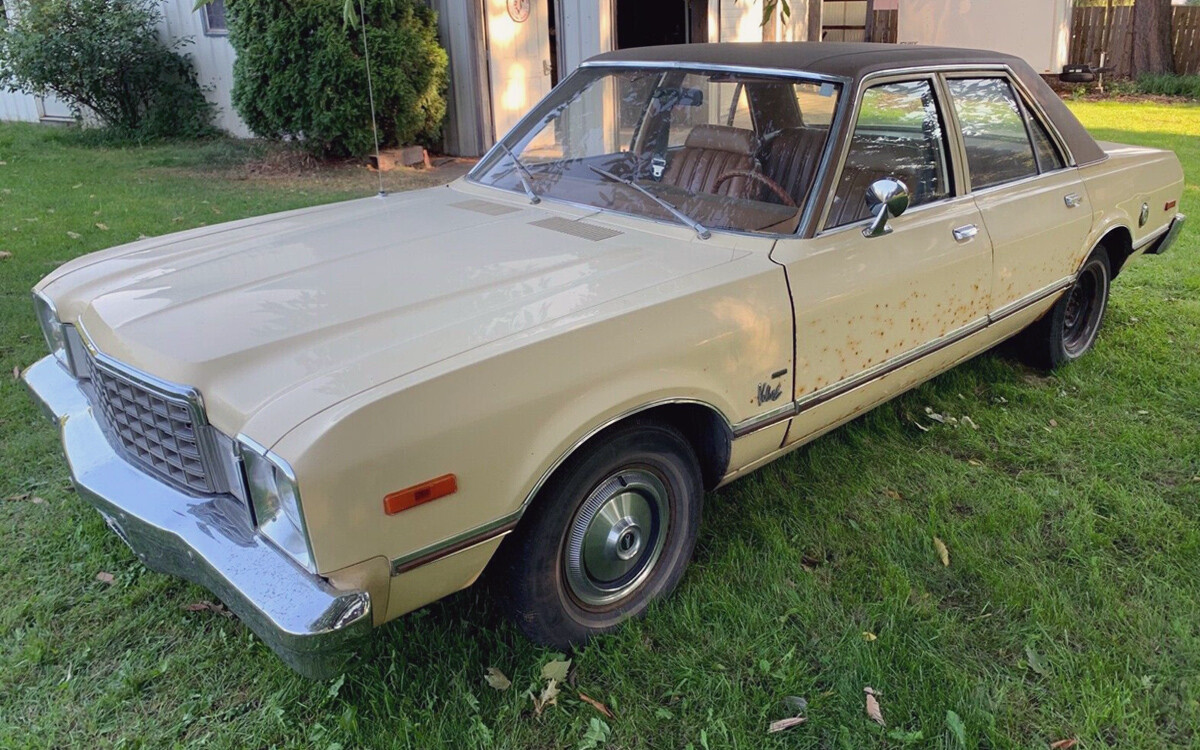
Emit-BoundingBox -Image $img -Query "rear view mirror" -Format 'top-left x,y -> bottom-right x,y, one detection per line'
654,87 -> 705,108
863,177 -> 910,238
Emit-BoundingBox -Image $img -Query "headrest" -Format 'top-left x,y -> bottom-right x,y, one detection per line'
683,125 -> 757,156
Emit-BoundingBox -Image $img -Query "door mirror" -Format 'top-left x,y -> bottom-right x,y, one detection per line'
862,177 -> 911,238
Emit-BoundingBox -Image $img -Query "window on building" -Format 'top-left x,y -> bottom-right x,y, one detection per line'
826,79 -> 951,229
946,77 -> 1039,190
201,0 -> 227,35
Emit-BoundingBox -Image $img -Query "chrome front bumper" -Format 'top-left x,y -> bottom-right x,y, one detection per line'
23,355 -> 372,679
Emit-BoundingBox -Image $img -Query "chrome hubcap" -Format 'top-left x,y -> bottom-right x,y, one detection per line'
564,469 -> 669,607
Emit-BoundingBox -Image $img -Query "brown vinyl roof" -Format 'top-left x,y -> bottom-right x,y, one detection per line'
586,43 -> 1106,166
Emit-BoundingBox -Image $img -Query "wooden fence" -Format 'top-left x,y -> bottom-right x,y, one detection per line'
1070,4 -> 1200,77
869,9 -> 898,44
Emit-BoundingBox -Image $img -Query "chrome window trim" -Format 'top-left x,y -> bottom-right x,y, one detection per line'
814,63 -> 1079,235
467,63 -> 851,240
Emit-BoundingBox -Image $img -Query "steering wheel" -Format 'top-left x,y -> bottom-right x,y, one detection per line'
712,170 -> 797,207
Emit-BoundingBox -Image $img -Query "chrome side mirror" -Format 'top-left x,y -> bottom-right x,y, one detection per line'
862,177 -> 910,238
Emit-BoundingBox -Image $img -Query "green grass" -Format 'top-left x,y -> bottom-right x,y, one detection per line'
1,103 -> 1199,748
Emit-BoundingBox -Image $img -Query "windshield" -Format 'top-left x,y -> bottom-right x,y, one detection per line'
469,66 -> 843,236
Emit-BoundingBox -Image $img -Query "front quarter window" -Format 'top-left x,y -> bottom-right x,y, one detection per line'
470,66 -> 842,236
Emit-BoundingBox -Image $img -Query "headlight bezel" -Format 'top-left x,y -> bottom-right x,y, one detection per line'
33,291 -> 69,369
238,435 -> 316,573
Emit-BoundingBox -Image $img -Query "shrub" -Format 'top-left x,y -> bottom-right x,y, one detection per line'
227,0 -> 448,157
1135,73 -> 1200,99
0,0 -> 215,139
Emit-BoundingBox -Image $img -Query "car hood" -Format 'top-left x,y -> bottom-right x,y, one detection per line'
42,183 -> 739,444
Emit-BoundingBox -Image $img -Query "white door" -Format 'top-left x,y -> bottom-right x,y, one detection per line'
486,0 -> 553,141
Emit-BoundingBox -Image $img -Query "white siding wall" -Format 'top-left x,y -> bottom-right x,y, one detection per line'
897,0 -> 1073,74
157,0 -> 250,136
0,91 -> 41,123
0,0 -> 250,135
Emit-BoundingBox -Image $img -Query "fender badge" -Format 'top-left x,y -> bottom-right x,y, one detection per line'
757,382 -> 783,405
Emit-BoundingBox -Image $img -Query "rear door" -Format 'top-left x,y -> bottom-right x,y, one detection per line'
772,75 -> 992,444
942,74 -> 1093,315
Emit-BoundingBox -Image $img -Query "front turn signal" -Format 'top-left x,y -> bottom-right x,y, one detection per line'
384,474 -> 458,515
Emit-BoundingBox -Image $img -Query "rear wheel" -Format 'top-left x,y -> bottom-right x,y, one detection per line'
493,421 -> 703,649
1016,247 -> 1111,369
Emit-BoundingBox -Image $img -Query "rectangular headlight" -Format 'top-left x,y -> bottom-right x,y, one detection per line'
33,292 -> 68,368
239,437 -> 315,573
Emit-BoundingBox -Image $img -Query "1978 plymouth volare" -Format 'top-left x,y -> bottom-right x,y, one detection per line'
24,43 -> 1185,677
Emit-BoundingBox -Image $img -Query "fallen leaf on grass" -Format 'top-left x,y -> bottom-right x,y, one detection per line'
483,667 -> 511,691
66,231 -> 81,239
946,710 -> 967,746
532,679 -> 561,716
541,658 -> 571,682
31,496 -> 45,504
1049,739 -> 1077,749
883,488 -> 903,500
0,251 -> 11,260
578,692 -> 614,718
5,493 -> 29,502
95,223 -> 109,231
1025,644 -> 1050,676
95,572 -> 114,585
962,415 -> 978,430
767,716 -> 807,733
12,366 -> 20,381
1048,419 -> 1058,428
967,459 -> 983,467
183,600 -> 233,618
865,687 -> 885,726
934,537 -> 950,567
862,631 -> 877,642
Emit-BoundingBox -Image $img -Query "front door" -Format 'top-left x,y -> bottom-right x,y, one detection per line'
487,0 -> 554,141
941,74 -> 1093,312
772,76 -> 992,444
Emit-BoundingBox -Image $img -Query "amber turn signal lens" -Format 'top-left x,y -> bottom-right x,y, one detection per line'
383,474 -> 457,515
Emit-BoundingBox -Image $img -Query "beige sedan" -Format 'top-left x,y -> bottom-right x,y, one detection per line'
25,43 -> 1184,677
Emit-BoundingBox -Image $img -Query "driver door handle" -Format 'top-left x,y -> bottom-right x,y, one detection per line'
952,224 -> 979,242
1064,193 -> 1083,208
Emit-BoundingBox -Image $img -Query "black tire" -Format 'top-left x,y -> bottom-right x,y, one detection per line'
1016,246 -> 1111,370
492,420 -> 703,649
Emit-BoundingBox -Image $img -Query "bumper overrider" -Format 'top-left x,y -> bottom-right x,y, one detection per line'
22,355 -> 371,679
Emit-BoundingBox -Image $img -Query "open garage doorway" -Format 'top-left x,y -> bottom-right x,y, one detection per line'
615,0 -> 708,49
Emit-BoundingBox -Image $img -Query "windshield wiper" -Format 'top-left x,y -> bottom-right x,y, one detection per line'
498,143 -> 540,205
588,165 -> 711,240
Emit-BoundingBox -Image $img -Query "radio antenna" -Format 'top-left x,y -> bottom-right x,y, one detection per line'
357,0 -> 386,198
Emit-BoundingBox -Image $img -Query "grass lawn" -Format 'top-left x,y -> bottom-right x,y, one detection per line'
1,101 -> 1198,749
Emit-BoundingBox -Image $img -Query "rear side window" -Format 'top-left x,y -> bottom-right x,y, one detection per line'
1027,112 -> 1065,172
946,78 -> 1037,190
825,79 -> 951,229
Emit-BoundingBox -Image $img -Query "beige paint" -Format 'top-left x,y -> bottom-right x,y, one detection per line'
32,66 -> 1184,635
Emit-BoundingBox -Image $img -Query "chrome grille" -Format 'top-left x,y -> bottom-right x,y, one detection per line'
86,353 -> 213,494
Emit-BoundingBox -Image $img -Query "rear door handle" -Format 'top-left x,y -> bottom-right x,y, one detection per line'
952,224 -> 978,242
1064,193 -> 1083,208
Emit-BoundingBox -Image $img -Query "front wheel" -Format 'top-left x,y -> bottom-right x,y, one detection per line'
1016,247 -> 1111,369
493,421 -> 703,649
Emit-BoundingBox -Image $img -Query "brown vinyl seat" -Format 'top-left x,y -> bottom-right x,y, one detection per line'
762,127 -> 829,207
660,125 -> 762,200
